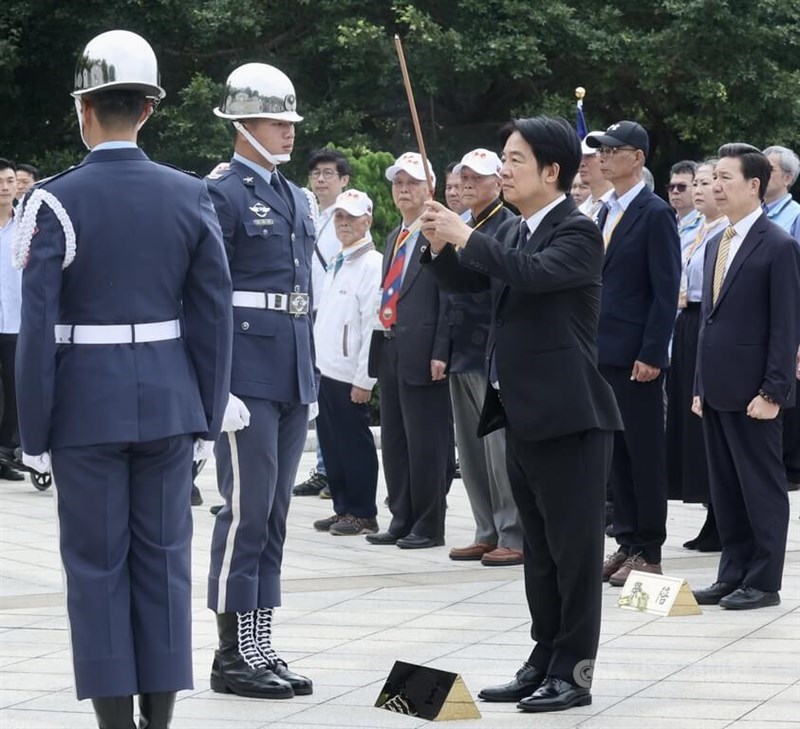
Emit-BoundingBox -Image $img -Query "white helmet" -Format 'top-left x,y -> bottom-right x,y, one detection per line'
72,30 -> 165,101
214,63 -> 302,123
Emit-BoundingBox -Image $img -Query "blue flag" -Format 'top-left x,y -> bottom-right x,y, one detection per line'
576,99 -> 587,140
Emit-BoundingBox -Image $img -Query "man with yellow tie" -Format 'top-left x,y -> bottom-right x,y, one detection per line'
691,143 -> 800,610
585,121 -> 681,586
366,153 -> 451,549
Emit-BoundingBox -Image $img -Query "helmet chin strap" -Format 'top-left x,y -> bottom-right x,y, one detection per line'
74,97 -> 90,151
233,121 -> 291,166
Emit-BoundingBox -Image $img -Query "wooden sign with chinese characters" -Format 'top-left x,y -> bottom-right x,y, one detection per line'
616,571 -> 702,617
375,661 -> 481,721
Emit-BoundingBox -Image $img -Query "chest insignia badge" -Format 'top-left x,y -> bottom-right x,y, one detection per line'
249,202 -> 271,218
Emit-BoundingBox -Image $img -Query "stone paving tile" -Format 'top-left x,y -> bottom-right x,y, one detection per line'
1,451 -> 798,729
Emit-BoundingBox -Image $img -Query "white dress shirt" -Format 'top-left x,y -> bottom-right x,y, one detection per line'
603,180 -> 646,241
722,207 -> 763,277
0,211 -> 21,333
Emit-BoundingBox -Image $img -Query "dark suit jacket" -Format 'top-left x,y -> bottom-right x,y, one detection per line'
368,226 -> 450,386
597,186 -> 681,369
695,213 -> 800,411
448,202 -> 516,373
422,197 -> 622,441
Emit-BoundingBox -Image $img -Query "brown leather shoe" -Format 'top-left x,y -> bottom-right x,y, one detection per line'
602,550 -> 627,582
608,553 -> 662,586
481,547 -> 523,566
449,542 -> 496,561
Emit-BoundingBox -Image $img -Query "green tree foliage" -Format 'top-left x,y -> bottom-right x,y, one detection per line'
2,0 -> 798,198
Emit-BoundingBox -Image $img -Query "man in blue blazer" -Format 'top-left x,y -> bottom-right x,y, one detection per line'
586,122 -> 681,585
15,30 -> 232,729
692,143 -> 800,610
206,63 -> 316,699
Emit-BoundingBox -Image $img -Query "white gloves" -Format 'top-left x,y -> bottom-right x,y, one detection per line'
23,452 -> 51,474
193,439 -> 216,461
308,401 -> 319,422
222,394 -> 251,432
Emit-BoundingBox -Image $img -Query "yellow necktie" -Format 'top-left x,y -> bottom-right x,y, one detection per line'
712,225 -> 737,304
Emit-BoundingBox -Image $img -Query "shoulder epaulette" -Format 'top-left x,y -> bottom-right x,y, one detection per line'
155,161 -> 201,179
35,164 -> 81,188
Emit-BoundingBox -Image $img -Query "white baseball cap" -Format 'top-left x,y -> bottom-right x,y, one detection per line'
332,189 -> 373,217
385,152 -> 437,187
453,148 -> 502,177
581,131 -> 604,155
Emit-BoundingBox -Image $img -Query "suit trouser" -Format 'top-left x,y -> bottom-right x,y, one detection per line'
703,407 -> 789,592
506,428 -> 612,684
784,380 -> 800,483
379,338 -> 449,540
0,334 -> 18,447
316,375 -> 378,518
208,397 -> 307,613
600,365 -> 667,563
450,371 -> 522,549
51,435 -> 194,700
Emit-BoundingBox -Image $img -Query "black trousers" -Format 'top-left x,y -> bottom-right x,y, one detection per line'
316,375 -> 378,518
703,407 -> 789,592
666,306 -> 711,503
600,365 -> 667,563
0,334 -> 19,448
506,428 -> 612,685
784,379 -> 800,483
379,338 -> 450,540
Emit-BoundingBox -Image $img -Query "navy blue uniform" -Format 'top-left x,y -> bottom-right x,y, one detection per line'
207,159 -> 316,613
15,145 -> 233,699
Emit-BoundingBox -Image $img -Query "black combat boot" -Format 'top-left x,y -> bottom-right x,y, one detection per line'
254,606 -> 313,695
138,692 -> 176,728
90,696 -> 135,729
209,611 -> 294,699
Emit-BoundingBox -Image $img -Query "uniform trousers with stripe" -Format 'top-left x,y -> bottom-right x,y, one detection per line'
51,435 -> 194,700
208,397 -> 308,613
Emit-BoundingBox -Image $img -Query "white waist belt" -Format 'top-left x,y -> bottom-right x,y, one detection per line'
232,290 -> 310,315
55,319 -> 181,345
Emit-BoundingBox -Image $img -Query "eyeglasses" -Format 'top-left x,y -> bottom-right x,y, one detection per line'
667,183 -> 689,192
309,169 -> 340,180
598,146 -> 637,157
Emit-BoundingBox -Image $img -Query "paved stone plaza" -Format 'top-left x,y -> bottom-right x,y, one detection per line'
1,448 -> 798,728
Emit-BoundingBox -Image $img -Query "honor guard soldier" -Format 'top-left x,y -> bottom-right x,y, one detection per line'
206,63 -> 316,699
14,30 -> 233,729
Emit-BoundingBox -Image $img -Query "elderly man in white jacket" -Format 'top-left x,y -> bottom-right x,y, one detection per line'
312,190 -> 384,535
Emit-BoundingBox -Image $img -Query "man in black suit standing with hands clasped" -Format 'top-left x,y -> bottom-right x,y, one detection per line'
421,117 -> 622,713
585,122 -> 681,585
692,144 -> 800,610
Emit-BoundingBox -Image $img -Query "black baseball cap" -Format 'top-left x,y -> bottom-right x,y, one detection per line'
585,121 -> 649,156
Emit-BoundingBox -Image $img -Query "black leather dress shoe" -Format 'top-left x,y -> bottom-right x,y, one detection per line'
365,531 -> 402,545
478,662 -> 545,702
719,586 -> 780,610
517,676 -> 591,713
692,581 -> 739,605
0,464 -> 25,481
396,534 -> 444,549
272,660 -> 313,695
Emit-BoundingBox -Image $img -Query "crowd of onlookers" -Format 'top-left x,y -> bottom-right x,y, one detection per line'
290,134 -> 799,603
3,131 -> 798,601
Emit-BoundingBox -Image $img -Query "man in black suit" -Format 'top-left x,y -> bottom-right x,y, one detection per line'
365,152 -> 451,549
585,122 -> 681,585
421,117 -> 622,713
692,143 -> 800,610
